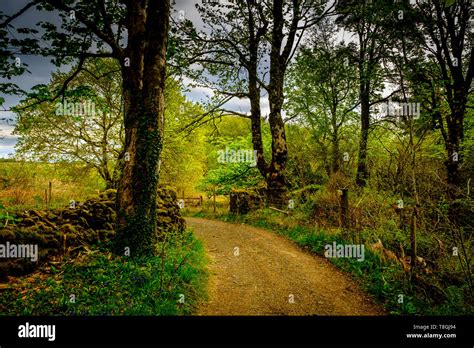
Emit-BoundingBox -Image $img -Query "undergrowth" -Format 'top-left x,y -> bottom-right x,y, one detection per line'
0,230 -> 207,315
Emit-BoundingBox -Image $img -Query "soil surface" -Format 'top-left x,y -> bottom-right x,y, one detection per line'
187,217 -> 385,316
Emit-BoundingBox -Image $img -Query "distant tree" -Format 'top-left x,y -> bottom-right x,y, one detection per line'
14,59 -> 124,189
286,20 -> 359,175
198,133 -> 263,195
159,78 -> 208,194
336,0 -> 396,187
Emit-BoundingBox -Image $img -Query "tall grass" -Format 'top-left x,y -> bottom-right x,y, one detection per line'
0,160 -> 103,210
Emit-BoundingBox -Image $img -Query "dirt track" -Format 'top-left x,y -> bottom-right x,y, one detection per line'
187,217 -> 385,316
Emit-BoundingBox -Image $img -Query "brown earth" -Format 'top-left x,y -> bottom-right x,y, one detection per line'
187,217 -> 385,316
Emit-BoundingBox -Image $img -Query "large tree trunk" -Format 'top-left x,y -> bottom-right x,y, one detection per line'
267,72 -> 288,208
356,83 -> 370,187
249,58 -> 288,208
265,0 -> 289,208
114,0 -> 170,257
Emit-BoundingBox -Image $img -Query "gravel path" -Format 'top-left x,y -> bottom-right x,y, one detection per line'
186,217 -> 385,316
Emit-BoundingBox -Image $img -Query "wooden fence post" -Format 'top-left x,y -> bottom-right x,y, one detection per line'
48,181 -> 52,205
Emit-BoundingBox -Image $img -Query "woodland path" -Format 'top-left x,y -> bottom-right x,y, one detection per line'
186,217 -> 385,316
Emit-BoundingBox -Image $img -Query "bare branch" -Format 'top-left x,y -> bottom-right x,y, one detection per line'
0,1 -> 40,28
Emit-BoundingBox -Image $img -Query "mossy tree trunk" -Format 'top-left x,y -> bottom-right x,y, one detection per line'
114,0 -> 170,257
264,0 -> 302,208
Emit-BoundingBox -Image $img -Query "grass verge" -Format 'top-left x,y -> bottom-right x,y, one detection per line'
0,230 -> 207,315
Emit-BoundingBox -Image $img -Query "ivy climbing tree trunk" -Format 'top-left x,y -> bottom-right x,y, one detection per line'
267,72 -> 288,208
114,0 -> 170,257
265,0 -> 293,208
